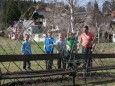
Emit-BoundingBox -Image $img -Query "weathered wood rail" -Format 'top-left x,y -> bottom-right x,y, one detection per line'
0,54 -> 115,62
0,54 -> 115,86
0,54 -> 76,86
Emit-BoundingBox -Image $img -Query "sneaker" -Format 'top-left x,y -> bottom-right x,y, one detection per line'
27,68 -> 32,71
90,71 -> 97,75
23,68 -> 27,71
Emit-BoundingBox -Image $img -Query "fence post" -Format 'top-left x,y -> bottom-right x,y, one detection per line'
0,68 -> 1,86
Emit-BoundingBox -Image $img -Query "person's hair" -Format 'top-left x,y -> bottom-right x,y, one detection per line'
25,34 -> 29,37
47,30 -> 52,34
84,25 -> 89,30
58,32 -> 63,35
67,32 -> 74,37
59,32 -> 64,37
69,32 -> 74,35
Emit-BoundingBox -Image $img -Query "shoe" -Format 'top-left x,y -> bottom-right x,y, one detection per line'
27,68 -> 32,71
90,71 -> 97,75
23,68 -> 27,71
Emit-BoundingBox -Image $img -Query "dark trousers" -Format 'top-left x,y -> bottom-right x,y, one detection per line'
23,60 -> 31,69
82,47 -> 92,72
66,52 -> 76,70
46,51 -> 53,70
57,59 -> 66,69
46,60 -> 53,70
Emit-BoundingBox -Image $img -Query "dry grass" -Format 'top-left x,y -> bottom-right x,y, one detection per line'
1,37 -> 115,86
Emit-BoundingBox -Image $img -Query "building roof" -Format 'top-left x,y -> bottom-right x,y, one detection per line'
111,10 -> 115,17
23,20 -> 33,29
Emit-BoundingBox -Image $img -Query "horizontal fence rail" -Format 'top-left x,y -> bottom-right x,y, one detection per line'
76,54 -> 115,59
0,54 -> 62,62
1,53 -> 115,86
0,54 -> 115,62
0,53 -> 76,85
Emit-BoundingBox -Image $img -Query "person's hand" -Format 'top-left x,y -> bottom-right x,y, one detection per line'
43,48 -> 45,51
49,44 -> 54,46
76,30 -> 80,36
77,47 -> 79,51
66,45 -> 71,51
91,45 -> 95,51
77,43 -> 80,48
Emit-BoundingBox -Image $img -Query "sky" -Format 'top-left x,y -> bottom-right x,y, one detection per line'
35,0 -> 110,10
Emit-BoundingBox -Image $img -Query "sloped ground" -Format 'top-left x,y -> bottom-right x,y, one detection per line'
1,72 -> 115,86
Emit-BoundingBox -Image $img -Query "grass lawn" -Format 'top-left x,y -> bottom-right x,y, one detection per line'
0,36 -> 60,54
1,36 -> 115,54
0,37 -> 115,86
0,37 -> 44,54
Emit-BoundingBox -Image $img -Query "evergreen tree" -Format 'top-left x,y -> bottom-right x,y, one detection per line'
77,6 -> 86,12
34,0 -> 37,5
0,0 -> 7,27
86,1 -> 93,13
92,1 -> 102,27
6,0 -> 21,25
24,6 -> 35,20
111,0 -> 115,10
18,0 -> 27,15
102,1 -> 111,13
20,0 -> 35,20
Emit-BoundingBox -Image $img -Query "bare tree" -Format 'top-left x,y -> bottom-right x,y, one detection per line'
40,0 -> 86,35
66,0 -> 78,33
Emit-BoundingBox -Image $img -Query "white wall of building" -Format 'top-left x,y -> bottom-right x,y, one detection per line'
112,33 -> 115,42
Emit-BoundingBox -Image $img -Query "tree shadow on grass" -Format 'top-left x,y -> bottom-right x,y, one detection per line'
89,79 -> 115,85
68,79 -> 115,86
68,84 -> 81,86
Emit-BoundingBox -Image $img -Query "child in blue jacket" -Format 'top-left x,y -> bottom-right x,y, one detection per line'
44,30 -> 55,70
21,34 -> 32,71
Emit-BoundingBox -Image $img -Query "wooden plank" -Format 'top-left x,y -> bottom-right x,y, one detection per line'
0,68 -> 1,84
1,70 -> 75,79
2,69 -> 65,75
0,54 -> 62,62
89,65 -> 115,71
75,54 -> 115,59
0,54 -> 115,62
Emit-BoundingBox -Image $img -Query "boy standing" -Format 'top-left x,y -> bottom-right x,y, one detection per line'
66,32 -> 78,70
21,34 -> 32,71
66,32 -> 77,55
44,30 -> 55,70
51,32 -> 67,69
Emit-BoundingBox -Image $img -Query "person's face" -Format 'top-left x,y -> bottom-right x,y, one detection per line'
69,33 -> 74,38
25,35 -> 29,41
47,32 -> 52,37
83,28 -> 88,33
59,34 -> 63,40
